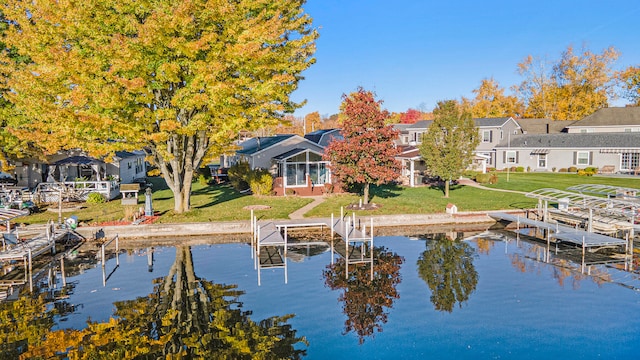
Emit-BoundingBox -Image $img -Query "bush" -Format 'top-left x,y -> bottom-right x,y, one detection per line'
198,174 -> 208,186
515,166 -> 525,173
552,167 -> 557,172
228,161 -> 250,191
86,192 -> 106,204
558,168 -> 568,172
568,166 -> 578,173
578,167 -> 598,176
248,169 -> 273,196
475,173 -> 491,184
489,173 -> 498,184
463,170 -> 478,178
526,166 -> 531,172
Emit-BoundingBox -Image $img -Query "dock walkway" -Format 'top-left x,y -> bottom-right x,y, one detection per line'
489,212 -> 627,248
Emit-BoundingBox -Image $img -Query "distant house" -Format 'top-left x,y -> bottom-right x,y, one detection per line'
474,117 -> 521,167
565,107 -> 640,134
494,133 -> 640,173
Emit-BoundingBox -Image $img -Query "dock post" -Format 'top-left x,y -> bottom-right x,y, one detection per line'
60,256 -> 66,287
28,248 -> 33,292
352,212 -> 356,231
115,235 -> 120,267
255,225 -> 260,270
331,213 -> 334,240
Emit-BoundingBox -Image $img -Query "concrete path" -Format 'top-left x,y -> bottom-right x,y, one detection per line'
457,178 -> 527,194
288,196 -> 325,219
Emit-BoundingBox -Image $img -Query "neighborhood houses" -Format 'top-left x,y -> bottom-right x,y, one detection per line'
213,106 -> 640,194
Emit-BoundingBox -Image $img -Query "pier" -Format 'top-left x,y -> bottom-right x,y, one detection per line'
251,207 -> 375,285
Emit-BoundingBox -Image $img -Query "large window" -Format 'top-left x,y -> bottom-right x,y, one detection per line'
286,163 -> 306,186
576,151 -> 590,166
621,153 -> 640,171
309,163 -> 329,184
506,151 -> 517,164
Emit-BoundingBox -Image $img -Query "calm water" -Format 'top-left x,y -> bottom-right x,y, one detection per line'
2,230 -> 640,359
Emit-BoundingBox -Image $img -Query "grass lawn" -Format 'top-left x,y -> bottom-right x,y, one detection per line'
20,172 -> 640,225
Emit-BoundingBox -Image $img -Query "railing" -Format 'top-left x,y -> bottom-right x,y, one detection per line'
35,181 -> 120,202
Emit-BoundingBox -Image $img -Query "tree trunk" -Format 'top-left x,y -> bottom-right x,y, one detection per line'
444,179 -> 450,198
363,182 -> 370,205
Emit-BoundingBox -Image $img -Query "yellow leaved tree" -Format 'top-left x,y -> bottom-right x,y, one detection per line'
0,0 -> 318,213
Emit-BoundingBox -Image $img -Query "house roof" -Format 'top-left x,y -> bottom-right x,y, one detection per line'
474,117 -> 514,127
406,120 -> 432,129
517,118 -> 568,134
54,155 -> 104,166
237,135 -> 295,155
114,150 -> 145,159
567,107 -> 640,128
304,129 -> 342,147
495,133 -> 640,149
273,147 -> 324,161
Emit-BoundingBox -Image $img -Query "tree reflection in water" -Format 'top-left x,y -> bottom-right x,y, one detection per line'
417,234 -> 478,312
323,246 -> 404,344
3,246 -> 306,359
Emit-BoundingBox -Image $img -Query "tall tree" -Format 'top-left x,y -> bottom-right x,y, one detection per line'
469,78 -> 523,118
618,65 -> 640,106
0,0 -> 317,213
324,88 -> 401,204
418,100 -> 479,198
516,45 -> 619,120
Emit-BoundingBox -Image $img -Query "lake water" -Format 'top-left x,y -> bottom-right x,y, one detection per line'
2,229 -> 640,359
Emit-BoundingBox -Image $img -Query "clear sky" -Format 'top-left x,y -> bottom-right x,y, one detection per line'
291,0 -> 640,117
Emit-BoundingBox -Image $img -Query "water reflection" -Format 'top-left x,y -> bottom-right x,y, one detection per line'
1,245 -> 306,359
323,246 -> 404,344
416,234 -> 478,312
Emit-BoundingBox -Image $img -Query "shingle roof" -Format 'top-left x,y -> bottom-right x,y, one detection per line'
406,120 -> 432,129
517,118 -> 568,134
304,129 -> 342,147
237,135 -> 295,155
495,133 -> 640,149
474,117 -> 513,127
567,107 -> 640,127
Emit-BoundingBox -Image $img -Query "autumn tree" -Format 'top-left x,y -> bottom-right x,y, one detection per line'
468,78 -> 523,118
0,0 -> 317,213
324,88 -> 401,204
618,65 -> 640,106
417,235 -> 478,312
418,100 -> 479,198
304,111 -> 321,133
516,45 -> 619,120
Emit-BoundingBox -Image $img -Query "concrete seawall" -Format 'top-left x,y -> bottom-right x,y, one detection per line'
65,211 -> 517,241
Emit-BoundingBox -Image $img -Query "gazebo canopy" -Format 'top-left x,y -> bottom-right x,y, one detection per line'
53,156 -> 104,166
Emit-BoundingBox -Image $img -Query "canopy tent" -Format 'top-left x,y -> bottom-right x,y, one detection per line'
50,156 -> 106,181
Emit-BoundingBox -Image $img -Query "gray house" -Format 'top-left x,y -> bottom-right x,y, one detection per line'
494,133 -> 640,173
475,117 -> 521,167
565,107 -> 640,134
235,134 -> 332,196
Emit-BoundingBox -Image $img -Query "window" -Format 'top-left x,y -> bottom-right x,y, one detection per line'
576,151 -> 589,166
506,151 -> 516,164
482,130 -> 492,143
621,153 -> 640,171
538,154 -> 547,168
286,163 -> 306,186
309,163 -> 329,184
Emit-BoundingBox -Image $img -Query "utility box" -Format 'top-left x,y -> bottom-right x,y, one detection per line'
120,183 -> 140,205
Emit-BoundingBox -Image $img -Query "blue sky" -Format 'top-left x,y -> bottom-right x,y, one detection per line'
291,0 -> 640,117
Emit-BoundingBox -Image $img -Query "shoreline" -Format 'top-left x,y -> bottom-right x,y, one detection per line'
53,209 -> 526,241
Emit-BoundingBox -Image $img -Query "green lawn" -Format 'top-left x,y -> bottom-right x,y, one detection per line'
20,173 -> 640,225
